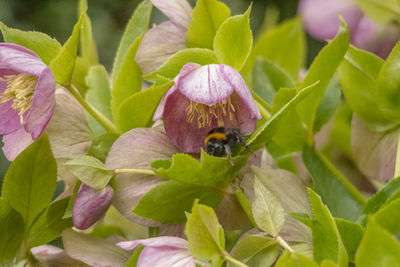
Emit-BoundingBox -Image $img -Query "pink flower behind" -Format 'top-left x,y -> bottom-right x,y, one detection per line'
117,236 -> 203,267
0,43 -> 55,160
153,63 -> 261,153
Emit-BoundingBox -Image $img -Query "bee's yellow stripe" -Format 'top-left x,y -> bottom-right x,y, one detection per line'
205,132 -> 226,145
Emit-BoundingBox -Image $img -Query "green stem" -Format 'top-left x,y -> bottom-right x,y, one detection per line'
235,188 -> 257,227
395,133 -> 400,178
66,85 -> 119,133
223,253 -> 249,267
148,227 -> 159,237
114,168 -> 156,175
276,235 -> 294,253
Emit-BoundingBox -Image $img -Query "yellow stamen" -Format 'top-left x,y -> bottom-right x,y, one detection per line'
185,96 -> 236,128
0,73 -> 37,124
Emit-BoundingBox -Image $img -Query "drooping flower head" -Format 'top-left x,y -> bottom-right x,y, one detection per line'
117,236 -> 204,267
298,0 -> 399,58
0,43 -> 55,160
153,63 -> 261,153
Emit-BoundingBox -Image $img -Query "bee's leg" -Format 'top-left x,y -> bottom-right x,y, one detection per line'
224,144 -> 234,165
239,136 -> 255,156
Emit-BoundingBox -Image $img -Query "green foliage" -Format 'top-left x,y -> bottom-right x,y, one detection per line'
133,181 -> 222,224
302,145 -> 363,221
186,0 -> 230,49
111,0 -> 152,82
116,81 -> 174,133
87,133 -> 120,163
49,14 -> 84,86
0,199 -> 24,267
2,135 -> 57,228
297,17 -> 349,138
335,218 -> 364,262
125,246 -> 144,267
373,198 -> 400,235
229,235 -> 278,267
275,251 -> 318,267
0,22 -> 61,65
213,5 -> 252,70
252,177 -> 285,236
185,201 -> 225,262
65,155 -> 113,190
151,150 -> 248,188
79,0 -> 99,66
355,218 -> 400,266
356,0 -> 400,23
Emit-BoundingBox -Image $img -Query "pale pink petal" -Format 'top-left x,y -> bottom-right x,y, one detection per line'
298,0 -> 363,40
105,127 -> 180,226
2,127 -> 33,161
138,246 -> 195,267
136,21 -> 186,74
117,236 -> 188,250
31,245 -> 90,267
72,184 -> 114,230
153,84 -> 178,121
151,0 -> 192,29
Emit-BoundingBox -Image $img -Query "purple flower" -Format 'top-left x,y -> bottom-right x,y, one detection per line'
153,63 -> 261,153
72,183 -> 114,230
298,0 -> 399,58
0,43 -> 55,160
135,0 -> 192,74
117,236 -> 203,267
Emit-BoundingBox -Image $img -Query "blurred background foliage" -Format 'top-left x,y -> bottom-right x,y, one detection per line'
0,0 -> 325,187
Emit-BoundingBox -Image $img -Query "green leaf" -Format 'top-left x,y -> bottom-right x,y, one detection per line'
126,246 -> 144,267
185,201 -> 225,262
145,48 -> 218,80
0,199 -> 24,267
374,42 -> 400,123
252,177 -> 285,236
49,14 -> 84,86
374,198 -> 400,235
307,189 -> 348,266
302,145 -> 363,221
186,0 -> 230,49
28,197 -> 72,248
85,65 -> 113,135
355,217 -> 400,267
359,177 -> 400,224
228,235 -> 278,267
242,17 -> 305,81
245,81 -> 318,153
337,45 -> 395,131
275,250 -> 318,267
356,0 -> 400,23
2,135 -> 57,228
111,36 -> 143,121
252,59 -> 295,106
87,133 -> 119,163
151,150 -> 248,188
65,155 -> 113,190
79,0 -> 99,65
297,17 -> 349,135
213,5 -> 252,70
112,0 -> 152,82
0,22 -> 61,64
133,181 -> 222,224
71,56 -> 90,95
335,218 -> 364,263
116,81 -> 174,133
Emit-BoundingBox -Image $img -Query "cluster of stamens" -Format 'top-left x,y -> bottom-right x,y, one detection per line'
185,96 -> 236,128
0,73 -> 37,123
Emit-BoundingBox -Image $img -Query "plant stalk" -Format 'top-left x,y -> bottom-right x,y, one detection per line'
114,168 -> 156,175
223,253 -> 249,267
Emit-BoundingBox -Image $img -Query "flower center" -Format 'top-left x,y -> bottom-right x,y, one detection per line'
185,96 -> 236,128
0,73 -> 37,123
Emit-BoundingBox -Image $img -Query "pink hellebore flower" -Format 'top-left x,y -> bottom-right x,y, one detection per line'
135,0 -> 192,74
0,43 -> 55,160
118,236 -> 203,267
72,183 -> 114,230
298,0 -> 399,58
153,63 -> 261,153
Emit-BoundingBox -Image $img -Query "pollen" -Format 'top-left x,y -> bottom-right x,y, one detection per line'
0,73 -> 37,123
185,96 -> 236,128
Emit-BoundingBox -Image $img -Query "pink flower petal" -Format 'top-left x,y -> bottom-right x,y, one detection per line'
138,246 -> 196,267
136,21 -> 187,74
153,84 -> 178,121
117,236 -> 188,250
105,126 -> 180,226
31,245 -> 90,267
151,0 -> 192,29
2,127 -> 33,161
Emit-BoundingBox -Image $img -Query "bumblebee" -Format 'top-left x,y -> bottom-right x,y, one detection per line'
205,127 -> 252,163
